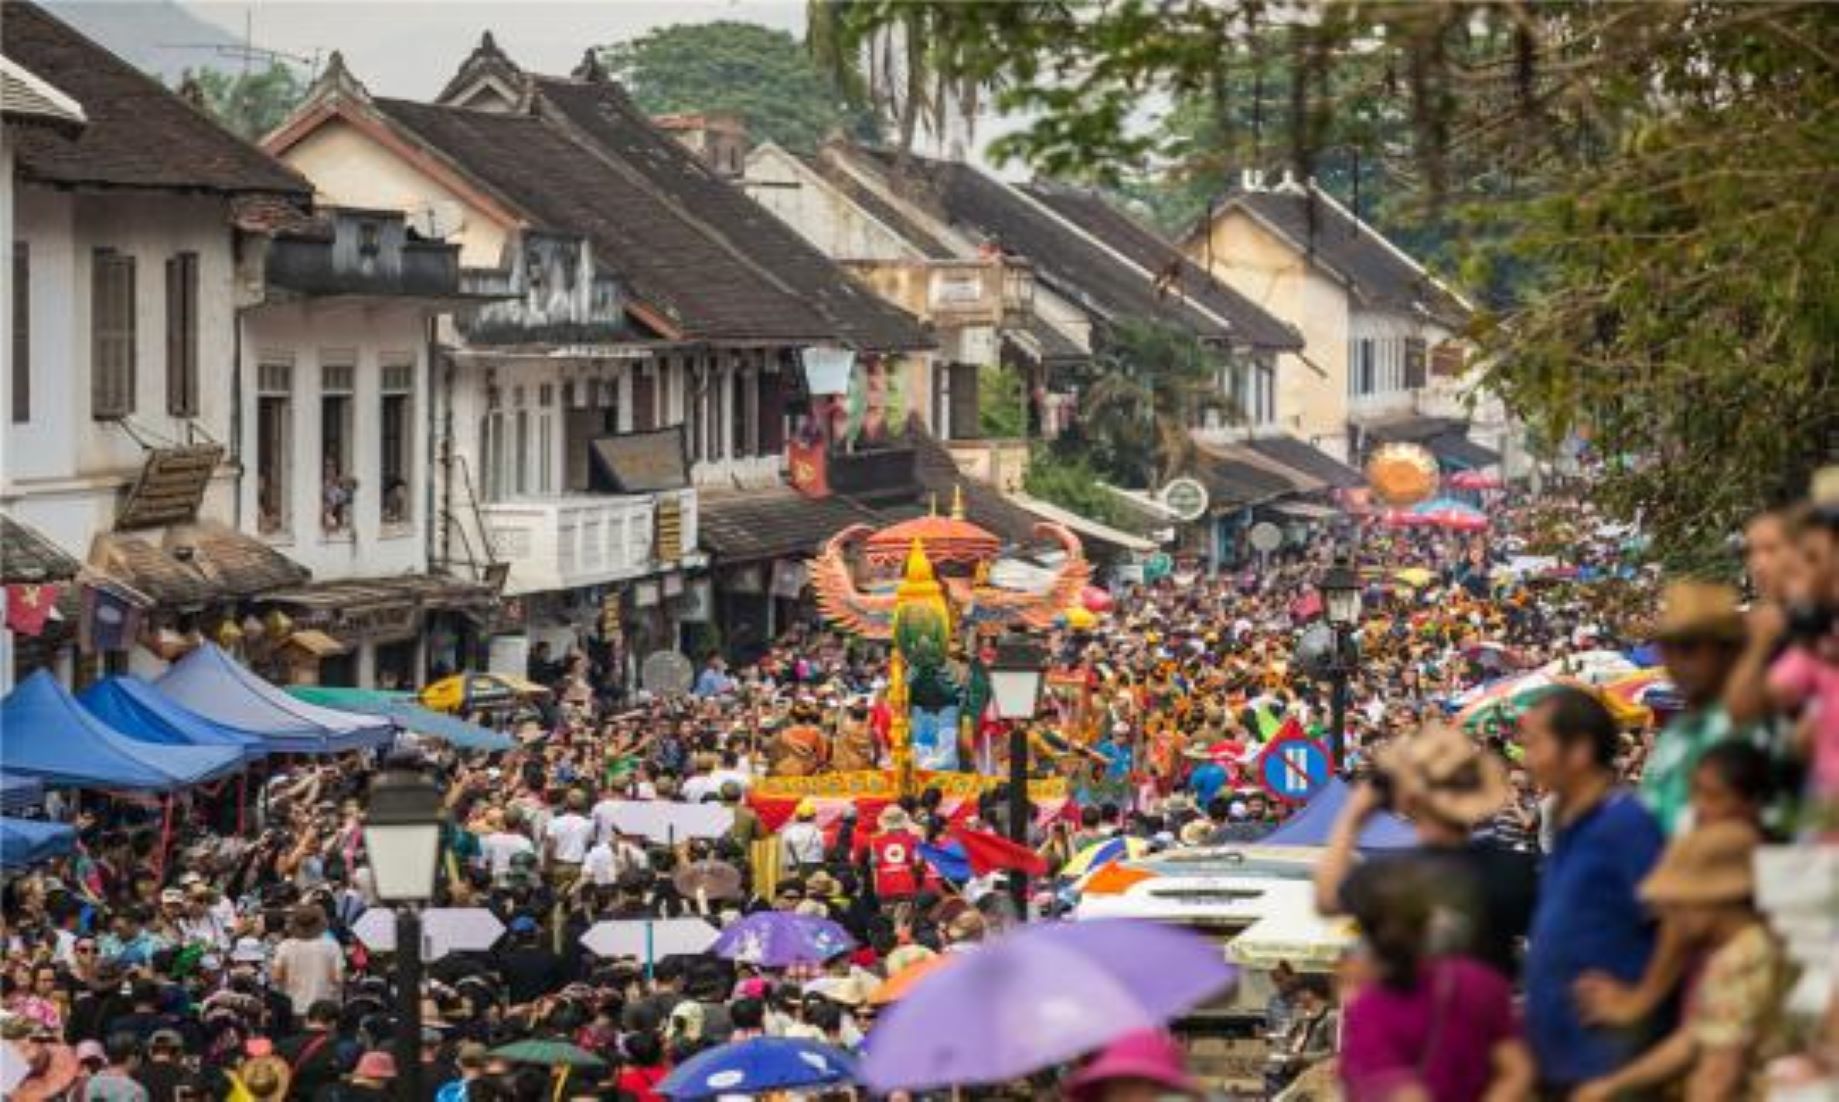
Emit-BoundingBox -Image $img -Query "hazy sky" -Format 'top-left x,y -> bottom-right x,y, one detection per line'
183,0 -> 807,100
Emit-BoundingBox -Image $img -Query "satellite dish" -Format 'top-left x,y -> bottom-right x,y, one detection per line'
641,650 -> 695,695
1157,477 -> 1210,522
1248,521 -> 1283,554
406,199 -> 465,241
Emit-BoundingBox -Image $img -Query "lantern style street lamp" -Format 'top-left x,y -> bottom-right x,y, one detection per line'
990,632 -> 1048,919
1318,557 -> 1364,769
364,767 -> 442,1102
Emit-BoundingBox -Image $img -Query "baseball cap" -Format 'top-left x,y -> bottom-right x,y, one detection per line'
149,1029 -> 185,1050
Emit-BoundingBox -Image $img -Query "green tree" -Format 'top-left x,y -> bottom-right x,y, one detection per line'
181,63 -> 307,142
601,22 -> 875,154
1023,448 -> 1131,529
824,1 -> 1839,564
977,364 -> 1028,439
1075,319 -> 1232,488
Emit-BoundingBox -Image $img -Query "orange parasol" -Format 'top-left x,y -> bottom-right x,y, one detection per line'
1365,442 -> 1441,507
868,952 -> 957,1006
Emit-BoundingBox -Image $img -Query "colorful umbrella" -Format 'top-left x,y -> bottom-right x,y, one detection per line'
1365,442 -> 1440,506
869,953 -> 955,1006
859,919 -> 1237,1092
1059,835 -> 1152,879
488,1038 -> 607,1070
710,911 -> 855,968
657,1037 -> 856,1099
1394,567 -> 1437,588
1539,649 -> 1639,686
1411,497 -> 1490,531
419,672 -> 551,714
1447,469 -> 1504,491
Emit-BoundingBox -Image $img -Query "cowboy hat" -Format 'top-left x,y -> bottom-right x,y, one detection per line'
1375,721 -> 1510,826
1639,820 -> 1761,907
1651,579 -> 1745,645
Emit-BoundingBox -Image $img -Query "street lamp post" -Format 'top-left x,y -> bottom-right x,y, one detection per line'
1320,557 -> 1364,771
363,767 -> 443,1102
988,631 -> 1048,920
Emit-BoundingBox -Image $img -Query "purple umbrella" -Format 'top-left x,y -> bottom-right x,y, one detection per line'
860,919 -> 1237,1092
710,911 -> 855,968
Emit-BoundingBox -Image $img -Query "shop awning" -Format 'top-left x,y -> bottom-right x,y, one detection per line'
1241,435 -> 1364,490
699,487 -> 888,564
0,670 -> 244,790
1426,433 -> 1500,469
0,817 -> 77,871
155,643 -> 395,753
1007,492 -> 1159,554
89,521 -> 308,608
78,676 -> 271,761
1188,443 -> 1305,509
0,512 -> 80,583
288,686 -> 516,753
1267,499 -> 1341,521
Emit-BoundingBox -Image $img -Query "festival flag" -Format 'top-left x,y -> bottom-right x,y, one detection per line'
951,827 -> 1049,878
917,840 -> 972,883
4,583 -> 60,637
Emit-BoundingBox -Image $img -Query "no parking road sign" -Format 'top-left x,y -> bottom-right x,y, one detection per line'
1255,724 -> 1334,804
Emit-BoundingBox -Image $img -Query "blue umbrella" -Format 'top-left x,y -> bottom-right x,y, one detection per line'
710,911 -> 855,968
657,1037 -> 856,1099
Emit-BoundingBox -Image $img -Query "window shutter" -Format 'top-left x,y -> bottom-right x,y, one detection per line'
757,368 -> 785,453
91,251 -> 136,419
165,252 -> 199,417
11,242 -> 27,424
948,363 -> 981,440
1403,337 -> 1428,389
631,369 -> 655,431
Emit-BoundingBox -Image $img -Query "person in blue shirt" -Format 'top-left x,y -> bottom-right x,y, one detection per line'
1521,686 -> 1668,1092
692,655 -> 734,698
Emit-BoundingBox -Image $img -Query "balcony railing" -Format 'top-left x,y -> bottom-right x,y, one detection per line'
480,489 -> 697,596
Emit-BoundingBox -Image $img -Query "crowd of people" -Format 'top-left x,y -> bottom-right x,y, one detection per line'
2,477 -> 1836,1101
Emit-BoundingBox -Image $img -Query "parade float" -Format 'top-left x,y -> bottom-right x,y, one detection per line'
750,493 -> 1098,822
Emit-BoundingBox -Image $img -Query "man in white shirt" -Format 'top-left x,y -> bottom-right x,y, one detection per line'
591,791 -> 625,846
779,801 -> 826,871
544,790 -> 594,890
479,807 -> 537,885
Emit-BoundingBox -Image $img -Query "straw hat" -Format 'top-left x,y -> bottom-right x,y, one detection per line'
1375,721 -> 1510,826
237,1054 -> 292,1102
1651,580 -> 1745,645
1639,821 -> 1761,907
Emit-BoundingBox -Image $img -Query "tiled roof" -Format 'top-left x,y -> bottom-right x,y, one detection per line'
1189,442 -> 1301,509
2,2 -> 310,197
89,523 -> 308,608
697,487 -> 887,563
1243,434 -> 1364,489
532,78 -> 930,351
803,152 -> 958,260
847,147 -> 1278,348
0,55 -> 83,132
1020,184 -> 1303,352
1216,185 -> 1471,329
0,512 -> 81,583
1005,316 -> 1088,365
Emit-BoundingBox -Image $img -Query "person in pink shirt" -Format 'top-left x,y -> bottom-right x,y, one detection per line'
1765,499 -> 1839,834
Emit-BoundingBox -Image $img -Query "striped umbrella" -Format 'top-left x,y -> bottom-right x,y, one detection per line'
1060,835 -> 1152,879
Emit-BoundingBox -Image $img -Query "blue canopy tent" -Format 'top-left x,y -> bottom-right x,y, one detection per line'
286,687 -> 515,753
155,644 -> 394,753
0,817 -> 77,870
1261,777 -> 1417,849
0,670 -> 244,790
80,677 -> 270,761
0,774 -> 44,814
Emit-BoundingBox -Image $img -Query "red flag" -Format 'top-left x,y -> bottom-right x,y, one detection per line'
952,827 -> 1048,878
5,583 -> 60,637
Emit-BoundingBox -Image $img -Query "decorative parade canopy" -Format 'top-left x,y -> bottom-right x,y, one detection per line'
863,512 -> 1001,569
1365,442 -> 1441,507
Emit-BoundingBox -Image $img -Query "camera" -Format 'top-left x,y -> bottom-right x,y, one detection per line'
1785,601 -> 1837,643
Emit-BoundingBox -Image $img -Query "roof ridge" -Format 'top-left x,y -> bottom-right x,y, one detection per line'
525,80 -> 834,329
